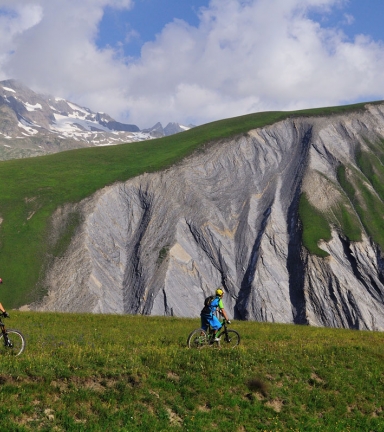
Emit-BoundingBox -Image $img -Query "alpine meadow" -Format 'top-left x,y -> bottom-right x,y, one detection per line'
1,102 -> 384,430
0,312 -> 383,431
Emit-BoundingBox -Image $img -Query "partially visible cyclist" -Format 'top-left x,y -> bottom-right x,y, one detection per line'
200,287 -> 231,341
0,279 -> 9,317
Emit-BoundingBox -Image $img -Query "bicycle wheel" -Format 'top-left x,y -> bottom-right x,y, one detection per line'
187,328 -> 209,349
218,329 -> 240,348
0,330 -> 26,356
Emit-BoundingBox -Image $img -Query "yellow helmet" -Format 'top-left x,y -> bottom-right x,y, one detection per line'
216,287 -> 224,296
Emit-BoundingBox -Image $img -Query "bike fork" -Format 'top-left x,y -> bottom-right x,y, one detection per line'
2,330 -> 11,347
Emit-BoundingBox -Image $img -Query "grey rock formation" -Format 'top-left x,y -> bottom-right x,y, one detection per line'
31,103 -> 384,330
141,122 -> 164,138
142,122 -> 194,138
163,122 -> 193,136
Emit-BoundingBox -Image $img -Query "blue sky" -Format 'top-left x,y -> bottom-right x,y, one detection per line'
1,0 -> 384,128
308,0 -> 384,46
98,0 -> 210,59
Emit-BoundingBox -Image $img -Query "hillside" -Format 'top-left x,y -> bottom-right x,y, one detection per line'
2,101 -> 384,331
0,312 -> 383,431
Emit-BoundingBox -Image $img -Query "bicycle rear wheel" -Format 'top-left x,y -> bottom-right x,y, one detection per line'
0,330 -> 26,356
218,329 -> 240,348
187,328 -> 209,349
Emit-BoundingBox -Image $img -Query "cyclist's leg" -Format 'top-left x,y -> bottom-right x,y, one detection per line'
208,316 -> 222,338
201,314 -> 209,332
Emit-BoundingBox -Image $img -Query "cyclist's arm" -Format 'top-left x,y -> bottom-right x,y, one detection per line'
218,299 -> 230,321
0,303 -> 5,313
220,308 -> 230,321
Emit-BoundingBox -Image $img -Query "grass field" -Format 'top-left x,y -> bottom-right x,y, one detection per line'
0,312 -> 383,431
0,101 -> 378,308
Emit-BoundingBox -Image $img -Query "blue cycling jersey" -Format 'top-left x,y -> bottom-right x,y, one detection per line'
204,296 -> 224,316
201,295 -> 224,331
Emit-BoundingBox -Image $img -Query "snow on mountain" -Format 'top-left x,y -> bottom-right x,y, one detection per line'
0,80 -> 194,160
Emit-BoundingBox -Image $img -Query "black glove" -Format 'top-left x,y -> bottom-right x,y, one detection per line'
227,320 -> 231,324
2,311 -> 9,318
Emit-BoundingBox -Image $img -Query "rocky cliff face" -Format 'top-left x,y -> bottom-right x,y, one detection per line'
30,104 -> 384,330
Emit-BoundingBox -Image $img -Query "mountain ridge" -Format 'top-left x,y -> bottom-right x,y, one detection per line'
0,79 -> 193,160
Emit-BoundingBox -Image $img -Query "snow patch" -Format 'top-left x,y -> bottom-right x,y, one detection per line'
67,102 -> 89,116
24,102 -> 42,112
52,112 -> 111,136
18,119 -> 39,135
2,86 -> 15,93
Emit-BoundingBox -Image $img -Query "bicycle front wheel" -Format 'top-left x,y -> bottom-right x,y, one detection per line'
218,329 -> 240,348
187,328 -> 209,349
0,329 -> 26,356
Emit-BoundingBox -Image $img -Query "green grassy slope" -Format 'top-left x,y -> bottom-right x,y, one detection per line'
0,101 -> 379,307
299,194 -> 332,257
299,136 -> 384,257
0,312 -> 383,431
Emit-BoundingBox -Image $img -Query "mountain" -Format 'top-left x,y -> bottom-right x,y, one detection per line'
24,101 -> 384,331
0,79 -> 193,160
141,121 -> 195,138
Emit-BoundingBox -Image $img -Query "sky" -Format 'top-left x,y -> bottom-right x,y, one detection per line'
0,0 -> 384,129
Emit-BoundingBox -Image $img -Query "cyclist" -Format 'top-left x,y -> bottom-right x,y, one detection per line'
200,287 -> 231,341
0,279 -> 9,317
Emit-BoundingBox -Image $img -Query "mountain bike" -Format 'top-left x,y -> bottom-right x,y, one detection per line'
187,319 -> 240,349
0,314 -> 26,356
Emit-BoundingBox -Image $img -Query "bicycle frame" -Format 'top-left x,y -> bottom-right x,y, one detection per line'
216,320 -> 230,340
206,319 -> 229,340
0,319 -> 8,338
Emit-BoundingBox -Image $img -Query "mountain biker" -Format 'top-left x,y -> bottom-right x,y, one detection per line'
0,279 -> 9,317
200,287 -> 231,341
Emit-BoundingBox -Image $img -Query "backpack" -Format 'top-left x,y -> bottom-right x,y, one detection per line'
201,295 -> 215,315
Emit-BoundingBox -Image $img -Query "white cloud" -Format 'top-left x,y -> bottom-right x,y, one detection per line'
342,13 -> 354,25
0,0 -> 384,128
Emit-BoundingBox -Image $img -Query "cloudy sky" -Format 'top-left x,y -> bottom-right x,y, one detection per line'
0,0 -> 384,129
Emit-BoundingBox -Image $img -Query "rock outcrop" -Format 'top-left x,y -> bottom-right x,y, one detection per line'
31,104 -> 384,330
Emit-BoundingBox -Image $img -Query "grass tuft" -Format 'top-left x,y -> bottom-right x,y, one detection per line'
246,377 -> 270,397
